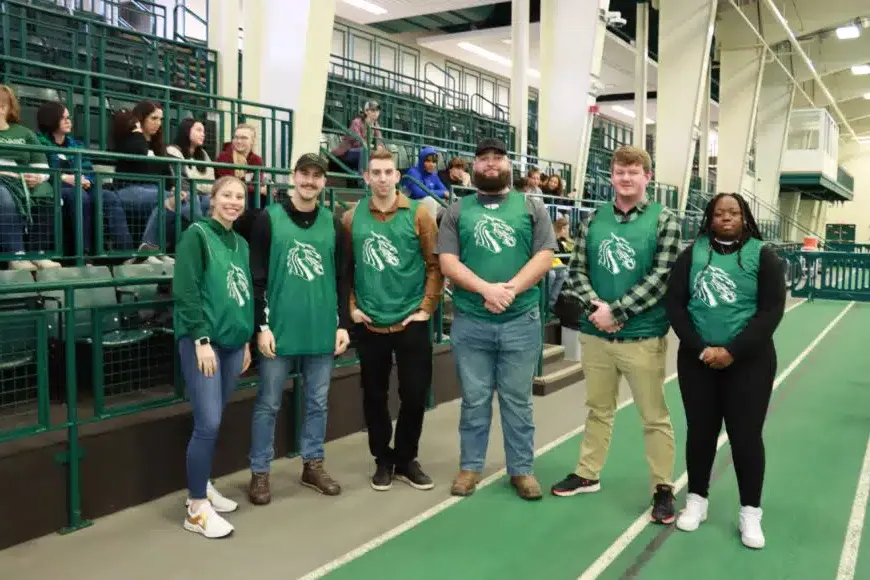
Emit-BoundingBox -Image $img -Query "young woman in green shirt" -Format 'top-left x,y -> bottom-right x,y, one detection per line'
173,175 -> 254,539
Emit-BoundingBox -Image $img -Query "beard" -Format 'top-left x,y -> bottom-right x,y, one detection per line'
473,169 -> 512,193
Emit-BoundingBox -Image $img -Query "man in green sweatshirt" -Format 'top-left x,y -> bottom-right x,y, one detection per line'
246,153 -> 352,504
551,146 -> 681,526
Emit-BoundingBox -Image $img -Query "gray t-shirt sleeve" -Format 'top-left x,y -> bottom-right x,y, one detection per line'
525,196 -> 558,254
435,199 -> 462,256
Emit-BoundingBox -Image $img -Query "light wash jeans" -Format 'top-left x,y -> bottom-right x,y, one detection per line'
450,309 -> 543,476
249,353 -> 334,472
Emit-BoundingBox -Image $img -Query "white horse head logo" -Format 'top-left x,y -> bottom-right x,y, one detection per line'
363,232 -> 400,272
287,240 -> 324,281
598,232 -> 636,275
692,265 -> 737,308
226,263 -> 250,307
473,214 -> 517,254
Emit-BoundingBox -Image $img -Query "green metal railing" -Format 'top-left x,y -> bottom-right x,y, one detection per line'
0,54 -> 291,168
778,248 -> 870,302
1,0 -> 216,94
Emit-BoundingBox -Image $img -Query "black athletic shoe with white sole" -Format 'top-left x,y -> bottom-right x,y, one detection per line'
395,460 -> 434,490
551,473 -> 601,496
371,463 -> 394,491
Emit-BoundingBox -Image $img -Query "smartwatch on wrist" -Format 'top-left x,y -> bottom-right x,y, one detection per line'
196,337 -> 210,346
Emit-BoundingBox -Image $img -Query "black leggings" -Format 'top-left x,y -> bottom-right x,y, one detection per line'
677,344 -> 776,507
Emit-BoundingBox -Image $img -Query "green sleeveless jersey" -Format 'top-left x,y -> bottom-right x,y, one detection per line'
452,191 -> 538,321
265,204 -> 337,355
688,237 -> 762,346
581,202 -> 669,339
175,220 -> 254,349
351,199 -> 426,327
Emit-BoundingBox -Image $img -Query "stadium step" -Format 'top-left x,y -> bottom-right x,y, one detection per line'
534,343 -> 584,397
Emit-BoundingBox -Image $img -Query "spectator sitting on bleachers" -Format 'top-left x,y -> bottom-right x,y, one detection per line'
214,123 -> 267,208
541,173 -> 564,199
526,168 -> 544,195
0,85 -> 59,271
438,156 -> 471,188
36,101 -> 134,254
547,217 -> 573,311
330,100 -> 384,171
166,117 -> 215,213
402,146 -> 448,201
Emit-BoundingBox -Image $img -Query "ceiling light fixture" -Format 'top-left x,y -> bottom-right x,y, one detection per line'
457,42 -> 540,78
342,0 -> 387,16
851,64 -> 870,75
864,92 -> 870,100
836,24 -> 861,40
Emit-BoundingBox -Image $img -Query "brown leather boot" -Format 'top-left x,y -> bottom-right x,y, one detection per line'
510,475 -> 543,501
248,472 -> 271,505
450,470 -> 481,496
301,459 -> 341,496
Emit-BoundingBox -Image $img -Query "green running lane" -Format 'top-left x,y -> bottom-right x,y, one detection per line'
596,300 -> 869,580
321,300 -> 849,580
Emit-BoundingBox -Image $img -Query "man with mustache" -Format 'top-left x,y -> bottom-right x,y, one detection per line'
436,138 -> 556,501
246,153 -> 352,504
551,146 -> 681,526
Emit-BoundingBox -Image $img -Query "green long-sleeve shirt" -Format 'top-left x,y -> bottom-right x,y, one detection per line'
173,217 -> 244,341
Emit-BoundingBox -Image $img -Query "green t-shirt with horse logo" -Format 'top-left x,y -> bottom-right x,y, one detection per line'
687,236 -> 762,346
351,199 -> 426,327
452,191 -> 538,321
265,204 -> 337,356
582,202 -> 669,339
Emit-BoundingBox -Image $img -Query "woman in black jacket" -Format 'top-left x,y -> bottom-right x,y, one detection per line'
665,192 -> 785,550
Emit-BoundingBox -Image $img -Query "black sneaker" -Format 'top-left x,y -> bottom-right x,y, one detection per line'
370,463 -> 394,491
551,473 -> 601,496
395,460 -> 434,490
650,484 -> 676,524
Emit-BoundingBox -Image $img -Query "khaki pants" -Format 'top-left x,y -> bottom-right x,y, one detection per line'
576,334 -> 675,490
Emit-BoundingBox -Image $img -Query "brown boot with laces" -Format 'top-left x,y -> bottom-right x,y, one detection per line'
248,472 -> 271,505
301,459 -> 341,495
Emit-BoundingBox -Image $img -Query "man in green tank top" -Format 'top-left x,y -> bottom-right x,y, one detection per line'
246,153 -> 352,504
551,146 -> 682,526
436,138 -> 557,501
342,150 -> 443,492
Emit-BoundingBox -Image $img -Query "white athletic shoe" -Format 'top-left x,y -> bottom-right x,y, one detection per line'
739,505 -> 765,549
186,481 -> 238,513
183,501 -> 234,539
676,493 -> 708,532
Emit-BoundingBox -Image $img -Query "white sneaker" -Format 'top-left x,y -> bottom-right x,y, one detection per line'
183,501 -> 234,539
186,481 -> 238,513
160,255 -> 175,265
33,259 -> 61,269
676,493 -> 708,532
9,260 -> 36,271
739,505 -> 765,549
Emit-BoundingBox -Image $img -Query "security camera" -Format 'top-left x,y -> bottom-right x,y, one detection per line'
605,10 -> 627,28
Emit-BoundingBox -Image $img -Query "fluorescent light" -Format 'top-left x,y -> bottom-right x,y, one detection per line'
611,105 -> 654,124
457,42 -> 540,78
864,92 -> 870,100
851,64 -> 870,75
342,0 -> 387,15
836,25 -> 860,40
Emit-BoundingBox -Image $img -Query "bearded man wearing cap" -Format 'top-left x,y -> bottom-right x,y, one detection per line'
246,152 -> 352,504
436,138 -> 557,501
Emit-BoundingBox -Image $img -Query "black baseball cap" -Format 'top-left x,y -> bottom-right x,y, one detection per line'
475,138 -> 508,156
293,153 -> 328,173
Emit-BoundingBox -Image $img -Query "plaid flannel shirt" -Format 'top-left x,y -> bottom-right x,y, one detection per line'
562,199 -> 682,324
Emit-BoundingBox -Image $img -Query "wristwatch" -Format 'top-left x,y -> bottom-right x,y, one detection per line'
196,337 -> 211,346
259,324 -> 270,332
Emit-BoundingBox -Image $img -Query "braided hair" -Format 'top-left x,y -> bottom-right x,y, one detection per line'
697,192 -> 763,271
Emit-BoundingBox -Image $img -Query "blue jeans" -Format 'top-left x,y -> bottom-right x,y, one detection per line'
0,185 -> 54,254
451,309 -> 543,476
141,196 -> 203,250
249,353 -> 334,472
178,336 -> 246,500
548,268 -> 568,310
60,185 -> 133,252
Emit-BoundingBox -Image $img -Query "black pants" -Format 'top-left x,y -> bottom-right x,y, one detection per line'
677,344 -> 776,507
356,321 -> 433,467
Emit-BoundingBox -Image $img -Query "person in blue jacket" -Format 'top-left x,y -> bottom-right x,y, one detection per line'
402,146 -> 448,201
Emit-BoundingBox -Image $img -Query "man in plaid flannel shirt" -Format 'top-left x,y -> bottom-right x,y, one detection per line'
551,146 -> 681,526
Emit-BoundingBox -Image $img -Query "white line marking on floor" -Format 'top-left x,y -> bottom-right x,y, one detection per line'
836,433 -> 870,580
577,300 -> 854,580
298,298 -> 810,580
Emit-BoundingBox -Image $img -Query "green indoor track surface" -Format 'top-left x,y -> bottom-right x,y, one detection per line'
323,300 -> 870,580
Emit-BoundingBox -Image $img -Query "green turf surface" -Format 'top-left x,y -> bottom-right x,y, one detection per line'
597,301 -> 868,580
323,300 -> 850,580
